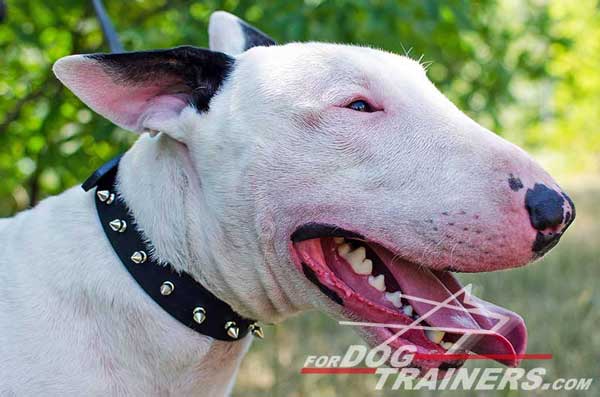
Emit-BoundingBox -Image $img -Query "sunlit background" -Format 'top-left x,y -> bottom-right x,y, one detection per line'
1,1 -> 598,395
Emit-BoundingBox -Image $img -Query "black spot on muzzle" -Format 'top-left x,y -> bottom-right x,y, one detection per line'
508,174 -> 524,191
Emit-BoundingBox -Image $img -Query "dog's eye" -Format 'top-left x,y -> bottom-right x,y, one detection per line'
346,100 -> 374,113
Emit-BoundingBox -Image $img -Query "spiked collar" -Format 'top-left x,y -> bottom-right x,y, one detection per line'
82,156 -> 263,341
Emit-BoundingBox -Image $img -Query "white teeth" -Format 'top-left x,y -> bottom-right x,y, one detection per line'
352,258 -> 372,275
340,246 -> 372,275
441,341 -> 453,350
336,243 -> 388,292
385,291 -> 403,308
337,243 -> 351,256
425,330 -> 445,344
368,274 -> 386,292
402,305 -> 413,317
345,246 -> 366,264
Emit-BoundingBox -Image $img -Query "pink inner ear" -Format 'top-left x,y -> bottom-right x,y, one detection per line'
58,57 -> 189,132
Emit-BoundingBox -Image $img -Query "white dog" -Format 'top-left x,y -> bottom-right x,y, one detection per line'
0,11 -> 575,396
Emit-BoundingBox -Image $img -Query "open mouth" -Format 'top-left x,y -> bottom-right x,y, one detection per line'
290,223 -> 527,370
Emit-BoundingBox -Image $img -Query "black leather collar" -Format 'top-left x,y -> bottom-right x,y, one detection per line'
82,156 -> 262,342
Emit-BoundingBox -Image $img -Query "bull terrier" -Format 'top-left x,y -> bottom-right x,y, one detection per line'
0,11 -> 575,396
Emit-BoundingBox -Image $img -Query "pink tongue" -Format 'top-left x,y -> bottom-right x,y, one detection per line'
434,270 -> 527,366
372,246 -> 527,366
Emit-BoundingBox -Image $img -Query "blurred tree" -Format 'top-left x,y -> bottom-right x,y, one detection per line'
537,0 -> 600,173
0,0 -> 595,217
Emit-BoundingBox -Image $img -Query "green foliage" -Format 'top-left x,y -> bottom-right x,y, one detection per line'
0,0 -> 598,217
536,0 -> 600,173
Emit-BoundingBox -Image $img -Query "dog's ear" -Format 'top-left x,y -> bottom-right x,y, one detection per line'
52,46 -> 234,138
209,11 -> 275,55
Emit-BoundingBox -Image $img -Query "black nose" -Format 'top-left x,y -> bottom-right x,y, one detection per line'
525,183 -> 575,255
525,184 -> 565,231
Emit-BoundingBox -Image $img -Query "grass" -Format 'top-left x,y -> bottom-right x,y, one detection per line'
233,180 -> 600,396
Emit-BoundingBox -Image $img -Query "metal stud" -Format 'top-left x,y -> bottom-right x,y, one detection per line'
109,219 -> 127,233
224,321 -> 239,339
97,190 -> 115,205
249,323 -> 264,339
160,281 -> 174,296
130,251 -> 147,264
192,307 -> 206,324
97,190 -> 110,202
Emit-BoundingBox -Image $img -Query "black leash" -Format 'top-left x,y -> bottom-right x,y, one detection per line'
82,156 -> 262,341
92,0 -> 123,53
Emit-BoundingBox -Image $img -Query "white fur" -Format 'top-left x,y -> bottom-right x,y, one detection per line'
0,11 -> 563,395
209,11 -> 247,56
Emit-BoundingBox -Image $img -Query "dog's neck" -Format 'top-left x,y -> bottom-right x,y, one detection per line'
91,134 -> 255,394
102,133 -> 308,393
117,133 -> 301,324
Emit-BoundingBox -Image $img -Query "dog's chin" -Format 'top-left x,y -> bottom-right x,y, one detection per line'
289,223 -> 528,371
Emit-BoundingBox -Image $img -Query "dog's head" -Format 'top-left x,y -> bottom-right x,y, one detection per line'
54,11 -> 574,371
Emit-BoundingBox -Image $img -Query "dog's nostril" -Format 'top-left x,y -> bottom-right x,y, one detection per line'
525,183 -> 565,231
532,232 -> 561,256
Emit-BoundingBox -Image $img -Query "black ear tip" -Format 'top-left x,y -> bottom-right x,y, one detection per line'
84,46 -> 234,74
208,11 -> 276,54
239,19 -> 276,50
64,46 -> 235,115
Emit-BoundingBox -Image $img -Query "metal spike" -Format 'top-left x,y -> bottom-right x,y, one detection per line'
105,193 -> 115,205
192,307 -> 206,324
109,219 -> 127,232
225,321 -> 239,339
250,323 -> 264,339
97,190 -> 110,202
130,251 -> 147,264
160,281 -> 174,296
